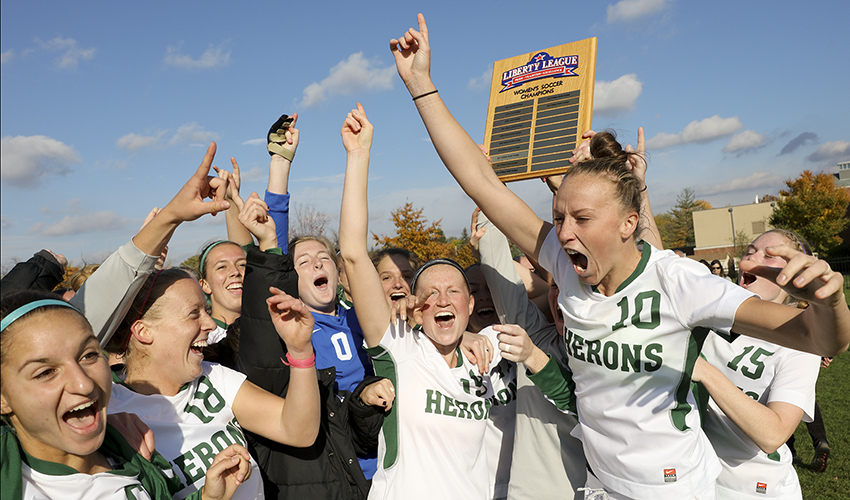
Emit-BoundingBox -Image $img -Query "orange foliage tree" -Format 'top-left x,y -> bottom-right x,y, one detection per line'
373,203 -> 477,267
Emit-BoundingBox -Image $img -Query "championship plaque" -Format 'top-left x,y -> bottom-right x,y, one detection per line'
484,38 -> 597,182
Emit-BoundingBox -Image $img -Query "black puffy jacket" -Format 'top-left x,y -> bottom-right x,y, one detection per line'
236,248 -> 383,500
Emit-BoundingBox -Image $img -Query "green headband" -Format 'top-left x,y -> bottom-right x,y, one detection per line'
1,299 -> 79,332
199,240 -> 230,277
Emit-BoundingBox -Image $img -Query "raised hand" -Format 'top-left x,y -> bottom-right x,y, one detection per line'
469,207 -> 486,259
268,113 -> 300,161
159,142 -> 230,223
341,102 -> 373,154
266,286 -> 315,359
232,190 -> 278,250
624,127 -> 647,187
212,157 -> 242,205
389,13 -> 433,96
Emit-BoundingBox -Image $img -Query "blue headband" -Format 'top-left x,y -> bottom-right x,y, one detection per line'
1,299 -> 79,332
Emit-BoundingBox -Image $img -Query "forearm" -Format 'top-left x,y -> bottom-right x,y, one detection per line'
72,240 -> 158,344
131,206 -> 181,257
276,357 -> 321,447
339,149 -> 389,346
638,190 -> 663,249
698,361 -> 798,453
412,91 -> 546,258
225,205 -> 254,247
802,301 -> 850,356
267,155 -> 291,195
338,150 -> 372,265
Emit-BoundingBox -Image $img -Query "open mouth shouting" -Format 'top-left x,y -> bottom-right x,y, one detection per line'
434,311 -> 455,329
566,249 -> 588,273
740,272 -> 757,288
314,275 -> 329,291
63,399 -> 102,435
390,291 -> 407,302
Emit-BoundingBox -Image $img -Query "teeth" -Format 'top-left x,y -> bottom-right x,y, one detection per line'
192,340 -> 208,349
70,400 -> 95,413
391,293 -> 407,299
435,312 -> 454,320
477,308 -> 495,315
566,249 -> 578,255
226,283 -> 242,290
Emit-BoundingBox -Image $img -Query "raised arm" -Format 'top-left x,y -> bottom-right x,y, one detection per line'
232,191 -> 278,252
215,157 -> 254,247
337,103 -> 390,347
389,14 -> 550,259
733,246 -> 850,356
232,286 -> 320,447
77,143 -> 229,344
265,113 -> 299,251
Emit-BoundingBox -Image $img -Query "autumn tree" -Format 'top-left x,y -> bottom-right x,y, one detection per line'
769,170 -> 850,256
374,202 -> 475,265
656,188 -> 712,248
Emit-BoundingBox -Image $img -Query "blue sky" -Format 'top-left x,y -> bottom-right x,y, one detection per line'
2,0 -> 849,268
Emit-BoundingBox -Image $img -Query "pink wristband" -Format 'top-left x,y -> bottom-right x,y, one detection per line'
281,352 -> 316,369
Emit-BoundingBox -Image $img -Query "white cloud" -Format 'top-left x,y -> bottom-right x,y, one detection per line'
169,123 -> 219,146
607,0 -> 670,23
164,43 -> 230,69
594,74 -> 642,115
646,115 -> 743,150
805,140 -> 850,163
468,66 -> 493,90
37,211 -> 129,236
0,135 -> 80,188
238,167 -> 265,182
1,50 -> 13,64
117,133 -> 159,151
35,37 -> 96,69
699,172 -> 784,196
299,52 -> 395,107
241,138 -> 265,146
722,130 -> 768,154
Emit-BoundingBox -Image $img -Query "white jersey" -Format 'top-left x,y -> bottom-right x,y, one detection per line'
365,323 -> 517,500
537,229 -> 754,500
108,362 -> 264,500
22,463 -> 152,500
701,333 -> 819,499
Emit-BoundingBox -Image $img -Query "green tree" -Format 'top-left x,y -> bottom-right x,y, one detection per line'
769,170 -> 850,256
180,254 -> 200,272
656,188 -> 712,248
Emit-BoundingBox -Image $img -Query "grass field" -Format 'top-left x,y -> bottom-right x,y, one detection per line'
794,350 -> 850,499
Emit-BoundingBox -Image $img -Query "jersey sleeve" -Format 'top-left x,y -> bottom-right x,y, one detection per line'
265,190 -> 290,254
658,257 -> 755,334
477,211 -> 558,352
526,355 -> 577,415
71,239 -> 158,346
767,349 -> 820,421
205,363 -> 248,407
